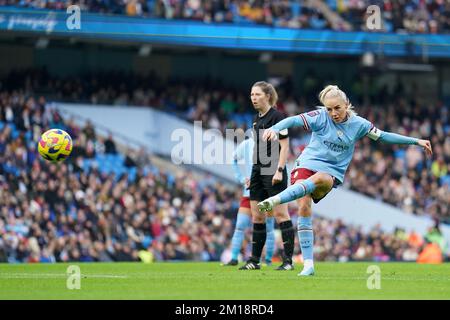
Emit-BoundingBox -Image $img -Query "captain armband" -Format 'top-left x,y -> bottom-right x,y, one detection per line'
366,126 -> 381,141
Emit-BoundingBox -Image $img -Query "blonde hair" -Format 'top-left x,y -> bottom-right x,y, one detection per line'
318,85 -> 356,116
252,81 -> 278,106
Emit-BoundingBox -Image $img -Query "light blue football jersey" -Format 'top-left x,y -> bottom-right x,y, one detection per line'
295,108 -> 373,183
233,138 -> 255,197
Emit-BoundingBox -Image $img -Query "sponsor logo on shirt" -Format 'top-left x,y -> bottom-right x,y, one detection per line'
323,140 -> 349,153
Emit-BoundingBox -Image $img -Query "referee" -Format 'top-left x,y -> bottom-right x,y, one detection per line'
239,81 -> 295,271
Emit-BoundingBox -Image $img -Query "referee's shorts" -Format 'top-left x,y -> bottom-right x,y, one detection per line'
249,165 -> 288,202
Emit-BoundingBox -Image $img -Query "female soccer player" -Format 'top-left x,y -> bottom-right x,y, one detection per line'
258,85 -> 433,276
223,136 -> 275,266
239,81 -> 295,271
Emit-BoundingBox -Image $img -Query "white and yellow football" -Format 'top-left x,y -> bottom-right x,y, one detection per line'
38,129 -> 73,162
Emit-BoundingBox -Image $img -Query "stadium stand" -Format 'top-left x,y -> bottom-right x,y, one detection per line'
0,92 -> 238,263
0,82 -> 448,263
4,0 -> 450,33
2,69 -> 449,224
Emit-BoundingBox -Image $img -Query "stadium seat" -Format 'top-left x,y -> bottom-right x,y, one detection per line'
96,154 -> 107,163
291,2 -> 301,17
394,149 -> 406,160
128,167 -> 137,182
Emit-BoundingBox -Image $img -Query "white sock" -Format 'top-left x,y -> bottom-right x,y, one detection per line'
304,259 -> 314,269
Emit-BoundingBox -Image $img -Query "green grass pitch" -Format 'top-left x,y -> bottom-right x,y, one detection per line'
0,262 -> 449,299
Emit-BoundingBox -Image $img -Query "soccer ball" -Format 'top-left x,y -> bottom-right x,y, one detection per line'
38,129 -> 73,162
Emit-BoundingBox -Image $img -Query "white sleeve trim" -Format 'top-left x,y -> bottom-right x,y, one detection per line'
279,129 -> 288,136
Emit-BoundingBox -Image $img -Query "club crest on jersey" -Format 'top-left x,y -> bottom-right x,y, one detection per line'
337,130 -> 344,138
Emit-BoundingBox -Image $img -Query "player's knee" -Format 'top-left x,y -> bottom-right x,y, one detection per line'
313,173 -> 333,188
274,213 -> 289,223
267,202 -> 288,221
298,204 -> 311,217
252,215 -> 265,224
297,198 -> 312,217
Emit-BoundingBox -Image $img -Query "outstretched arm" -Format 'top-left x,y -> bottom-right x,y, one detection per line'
263,116 -> 305,141
379,131 -> 418,144
367,126 -> 433,156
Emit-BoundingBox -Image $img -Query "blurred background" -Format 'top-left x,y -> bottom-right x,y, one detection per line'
0,0 -> 449,265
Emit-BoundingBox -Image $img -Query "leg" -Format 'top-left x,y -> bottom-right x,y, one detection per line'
264,212 -> 275,265
240,166 -> 267,270
258,172 -> 334,212
297,194 -> 315,276
272,203 -> 295,270
238,201 -> 266,270
226,207 -> 251,265
249,200 -> 266,261
268,169 -> 295,270
296,175 -> 334,276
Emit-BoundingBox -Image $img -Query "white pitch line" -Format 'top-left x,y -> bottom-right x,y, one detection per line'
300,276 -> 450,282
0,273 -> 128,279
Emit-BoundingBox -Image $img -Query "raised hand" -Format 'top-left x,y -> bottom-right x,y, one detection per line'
417,139 -> 433,157
262,129 -> 278,141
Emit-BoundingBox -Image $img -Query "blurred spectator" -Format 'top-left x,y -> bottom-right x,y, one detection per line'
417,240 -> 443,264
104,133 -> 117,154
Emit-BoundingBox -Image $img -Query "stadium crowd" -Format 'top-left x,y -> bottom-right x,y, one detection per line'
336,0 -> 450,34
3,0 -> 450,33
1,89 -> 447,263
0,91 -> 237,263
2,68 -> 449,224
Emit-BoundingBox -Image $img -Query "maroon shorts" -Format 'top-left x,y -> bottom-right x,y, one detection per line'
239,196 -> 251,209
290,168 -> 341,203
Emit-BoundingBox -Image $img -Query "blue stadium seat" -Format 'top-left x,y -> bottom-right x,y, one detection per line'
82,159 -> 92,173
96,154 -> 106,163
100,165 -> 111,174
142,235 -> 153,248
291,2 -> 301,17
394,149 -> 406,160
384,21 -> 393,32
113,166 -> 125,177
167,173 -> 175,187
244,113 -> 253,126
11,128 -> 20,140
151,167 -> 159,176
25,131 -> 32,142
327,0 -> 337,10
115,154 -> 125,165
444,125 -> 450,134
128,167 -> 137,182
441,175 -> 450,187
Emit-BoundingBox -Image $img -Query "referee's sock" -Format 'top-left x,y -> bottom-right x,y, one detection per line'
272,180 -> 317,205
250,223 -> 266,262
